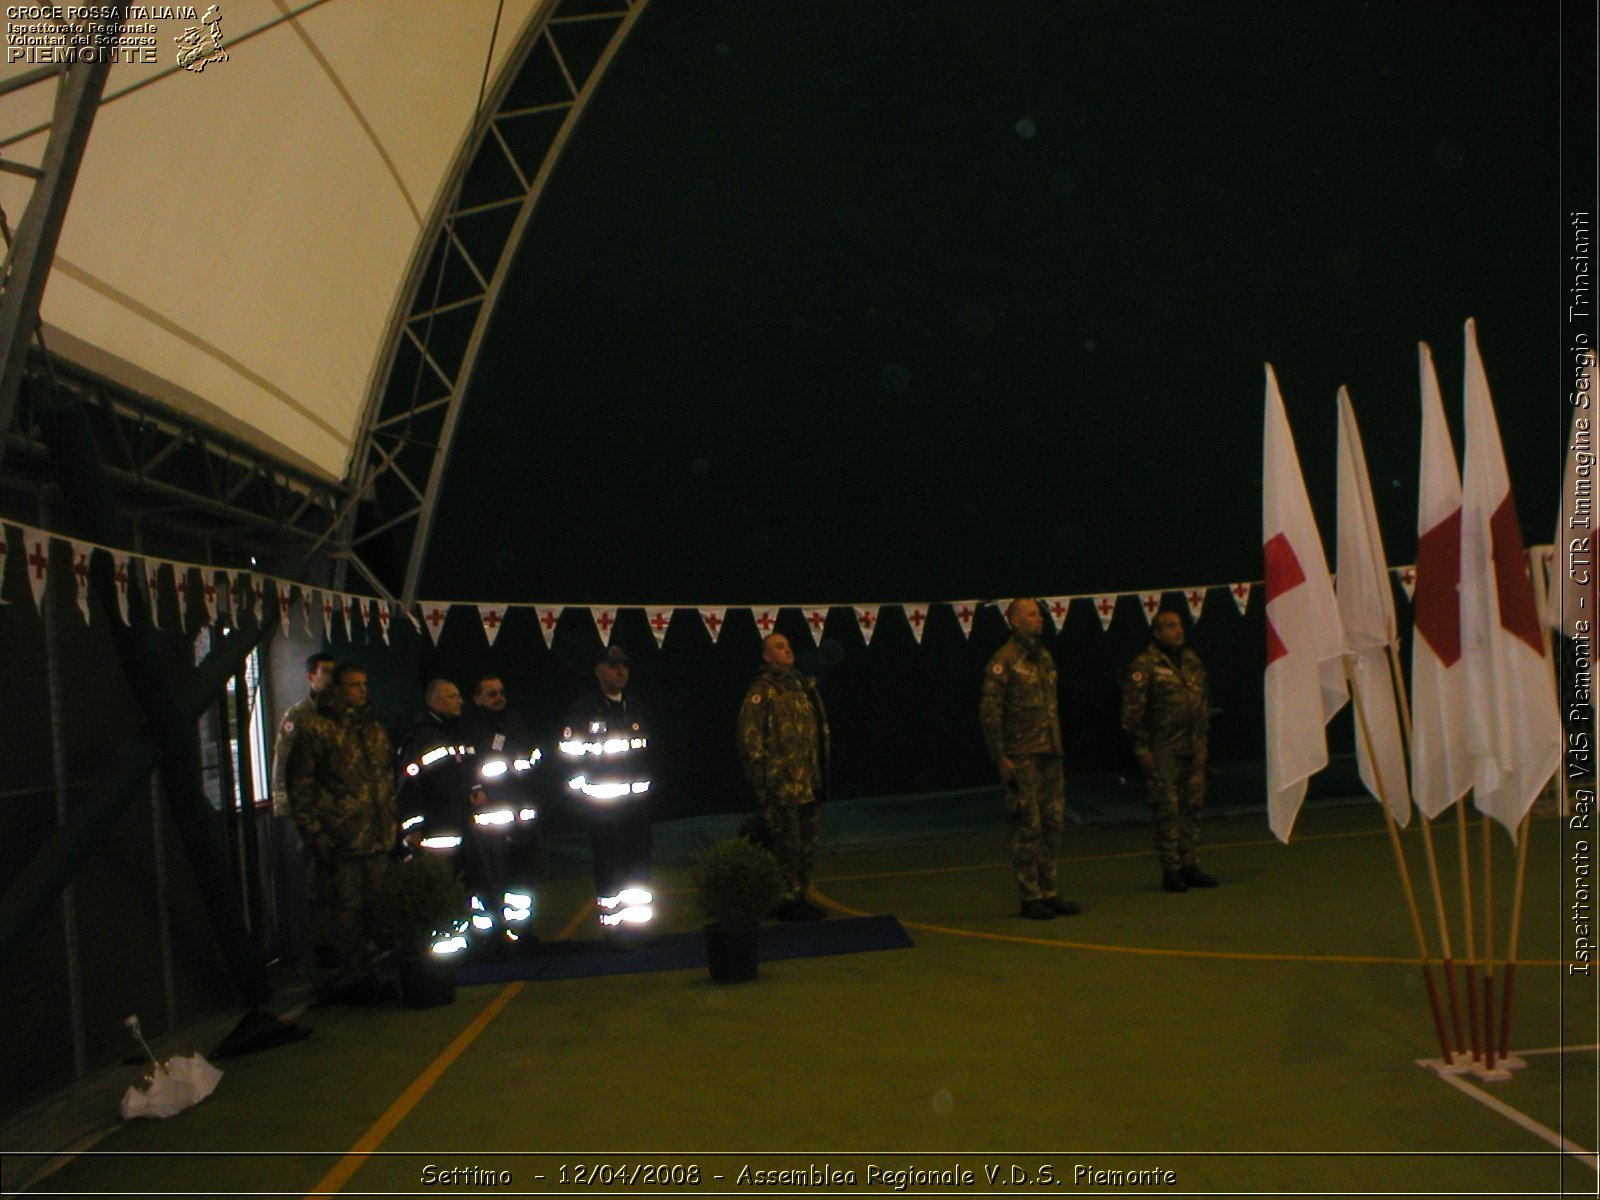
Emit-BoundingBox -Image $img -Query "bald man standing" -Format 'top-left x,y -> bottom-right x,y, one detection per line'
979,598 -> 1079,920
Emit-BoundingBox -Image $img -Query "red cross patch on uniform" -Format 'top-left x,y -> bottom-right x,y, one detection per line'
749,693 -> 762,704
991,662 -> 1004,676
1130,671 -> 1142,683
281,719 -> 294,734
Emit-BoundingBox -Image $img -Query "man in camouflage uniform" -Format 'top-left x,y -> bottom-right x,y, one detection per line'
270,651 -> 334,818
268,651 -> 334,962
1121,608 -> 1217,893
738,632 -> 830,921
285,662 -> 399,1002
980,597 -> 1079,920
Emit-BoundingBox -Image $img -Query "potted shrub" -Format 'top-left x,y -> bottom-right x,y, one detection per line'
692,837 -> 785,983
369,853 -> 470,1008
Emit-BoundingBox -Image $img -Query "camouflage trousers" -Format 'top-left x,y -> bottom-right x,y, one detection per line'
762,789 -> 822,900
1005,754 -> 1064,901
305,851 -> 388,983
1143,743 -> 1206,873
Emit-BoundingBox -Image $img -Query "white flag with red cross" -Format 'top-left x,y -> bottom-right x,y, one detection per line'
320,591 -> 336,641
1460,319 -> 1561,837
145,560 -> 166,629
341,594 -> 360,640
698,607 -> 727,643
952,601 -> 978,638
590,607 -> 617,646
1092,595 -> 1117,630
1229,582 -> 1252,615
647,608 -> 673,646
751,608 -> 779,639
200,571 -> 223,626
903,603 -> 931,644
534,606 -> 561,648
174,566 -> 197,629
1139,592 -> 1162,623
274,580 -> 292,628
21,527 -> 50,612
372,598 -> 391,644
68,540 -> 94,622
1184,588 -> 1206,623
419,602 -> 449,645
1262,363 -> 1348,843
249,575 -> 264,624
854,605 -> 880,644
800,605 -> 829,645
111,551 -> 133,624
479,604 -> 508,646
1044,596 -> 1071,631
300,585 -> 314,636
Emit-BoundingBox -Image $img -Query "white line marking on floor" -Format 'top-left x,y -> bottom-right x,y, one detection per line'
1420,1057 -> 1599,1172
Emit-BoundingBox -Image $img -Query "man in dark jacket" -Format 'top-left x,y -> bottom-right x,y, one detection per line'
460,674 -> 543,942
558,645 -> 654,943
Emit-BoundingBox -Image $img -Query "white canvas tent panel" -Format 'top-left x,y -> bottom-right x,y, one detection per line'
0,0 -> 544,480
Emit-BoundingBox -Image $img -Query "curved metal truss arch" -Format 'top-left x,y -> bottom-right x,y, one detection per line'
342,0 -> 649,604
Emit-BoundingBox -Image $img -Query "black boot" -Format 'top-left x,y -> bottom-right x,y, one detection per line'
1181,864 -> 1219,888
1162,870 -> 1188,893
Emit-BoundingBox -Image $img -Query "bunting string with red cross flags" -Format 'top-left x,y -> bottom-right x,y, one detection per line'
1230,581 -> 1252,615
699,607 -> 727,643
21,527 -> 50,612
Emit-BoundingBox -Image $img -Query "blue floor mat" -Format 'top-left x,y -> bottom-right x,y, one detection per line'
457,914 -> 914,985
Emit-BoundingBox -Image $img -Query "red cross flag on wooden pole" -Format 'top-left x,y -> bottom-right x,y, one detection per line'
854,605 -> 879,645
698,607 -> 727,643
1230,582 -> 1252,615
478,604 -> 508,646
953,601 -> 977,639
111,552 -> 132,624
1262,363 -> 1348,843
904,603 -> 930,644
648,608 -> 673,647
591,607 -> 616,647
1093,595 -> 1117,630
802,606 -> 829,646
752,608 -> 778,637
535,606 -> 561,648
68,540 -> 93,622
22,527 -> 50,612
1184,588 -> 1206,623
420,602 -> 449,645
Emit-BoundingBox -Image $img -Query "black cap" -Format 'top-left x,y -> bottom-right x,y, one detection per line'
595,644 -> 631,666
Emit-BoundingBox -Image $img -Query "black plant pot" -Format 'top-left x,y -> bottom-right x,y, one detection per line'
397,953 -> 457,1008
704,922 -> 761,983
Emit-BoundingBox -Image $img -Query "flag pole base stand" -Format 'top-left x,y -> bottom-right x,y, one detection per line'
1497,1054 -> 1528,1071
1469,1060 -> 1515,1083
1420,1056 -> 1473,1077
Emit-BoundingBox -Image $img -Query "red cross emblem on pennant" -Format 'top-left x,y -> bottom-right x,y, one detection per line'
1401,568 -> 1416,587
1096,597 -> 1115,618
73,551 -> 90,586
1187,590 -> 1202,607
702,610 -> 723,634
540,609 -> 559,631
755,610 -> 775,633
907,607 -> 926,628
425,607 -> 446,630
857,609 -> 875,630
278,587 -> 291,618
1142,593 -> 1160,616
114,562 -> 128,595
594,610 -> 615,633
377,604 -> 391,629
807,610 -> 827,631
27,539 -> 49,580
322,596 -> 335,619
482,609 -> 502,629
650,610 -> 671,633
174,572 -> 189,599
1049,599 -> 1068,622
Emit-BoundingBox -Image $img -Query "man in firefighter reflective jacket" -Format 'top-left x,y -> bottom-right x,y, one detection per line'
395,678 -> 508,955
459,674 -> 542,941
559,645 -> 654,942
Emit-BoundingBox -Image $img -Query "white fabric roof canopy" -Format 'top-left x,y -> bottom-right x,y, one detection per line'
1,0 -> 543,481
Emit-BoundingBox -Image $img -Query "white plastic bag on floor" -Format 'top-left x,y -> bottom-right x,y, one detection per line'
119,1053 -> 223,1119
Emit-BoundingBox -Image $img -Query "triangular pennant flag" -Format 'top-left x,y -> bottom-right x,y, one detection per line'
1092,595 -> 1117,630
1394,566 -> 1416,602
1044,596 -> 1071,631
225,572 -> 242,621
1183,588 -> 1206,623
534,605 -> 561,648
21,527 -> 50,612
854,605 -> 879,644
174,566 -> 194,629
419,602 -> 449,645
952,601 -> 978,639
699,607 -> 727,643
751,608 -> 779,638
246,575 -> 262,624
801,605 -> 829,646
322,591 -> 339,641
1230,582 -> 1253,614
110,551 -> 133,624
904,603 -> 931,644
300,585 -> 314,636
647,608 -> 673,646
274,579 -> 292,627
479,604 -> 508,646
590,607 -> 617,646
342,594 -> 361,641
1139,592 -> 1162,623
68,540 -> 94,622
371,598 -> 391,644
144,560 -> 165,629
199,571 -> 221,626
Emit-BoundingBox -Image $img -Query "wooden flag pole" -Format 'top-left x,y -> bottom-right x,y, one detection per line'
1456,799 -> 1483,1062
1499,812 -> 1532,1062
1386,640 -> 1465,1058
1480,812 -> 1497,1070
1346,659 -> 1452,1064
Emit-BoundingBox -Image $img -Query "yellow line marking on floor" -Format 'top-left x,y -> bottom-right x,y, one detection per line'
815,825 -> 1391,883
1419,1056 -> 1600,1171
555,896 -> 594,942
303,981 -> 525,1198
808,888 -> 1566,968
